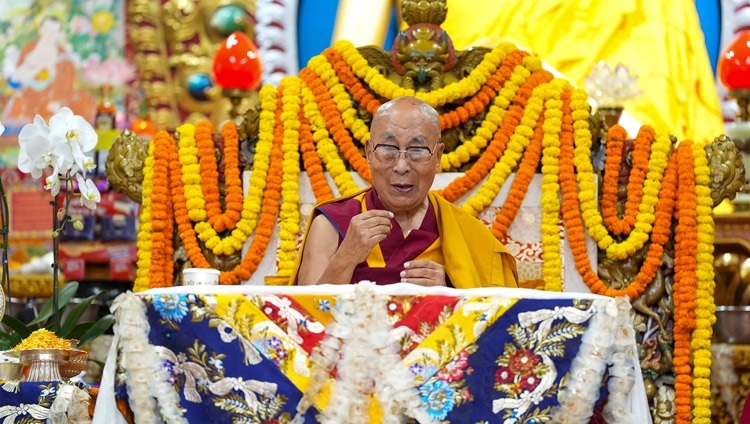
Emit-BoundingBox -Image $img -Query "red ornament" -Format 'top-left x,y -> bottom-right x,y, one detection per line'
718,30 -> 750,91
212,31 -> 263,91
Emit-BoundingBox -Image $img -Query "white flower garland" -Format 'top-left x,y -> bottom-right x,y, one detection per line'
112,292 -> 186,424
295,282 -> 434,423
551,297 -> 636,423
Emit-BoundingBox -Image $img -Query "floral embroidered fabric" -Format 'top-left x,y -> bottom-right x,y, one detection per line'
109,286 -> 646,423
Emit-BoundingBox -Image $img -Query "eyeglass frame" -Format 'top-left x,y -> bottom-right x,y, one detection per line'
367,141 -> 441,164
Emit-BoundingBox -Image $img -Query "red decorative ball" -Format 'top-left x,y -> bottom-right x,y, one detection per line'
212,31 -> 263,91
718,30 -> 750,91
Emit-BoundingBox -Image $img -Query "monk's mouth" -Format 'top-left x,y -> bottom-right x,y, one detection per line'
392,183 -> 414,193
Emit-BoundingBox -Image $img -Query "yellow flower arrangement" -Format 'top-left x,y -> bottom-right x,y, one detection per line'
300,85 -> 361,196
571,86 -> 672,261
134,141 -> 155,292
461,79 -> 546,216
539,81 -> 565,292
278,77 -> 303,275
307,56 -> 371,145
175,124 -> 206,223
691,141 -> 715,423
441,52 -> 531,171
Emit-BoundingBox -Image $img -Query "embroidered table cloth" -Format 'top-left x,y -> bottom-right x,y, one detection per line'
94,284 -> 650,423
0,380 -> 91,422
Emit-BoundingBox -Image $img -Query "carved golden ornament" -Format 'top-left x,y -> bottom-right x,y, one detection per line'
105,129 -> 150,203
401,0 -> 448,27
127,0 -> 257,129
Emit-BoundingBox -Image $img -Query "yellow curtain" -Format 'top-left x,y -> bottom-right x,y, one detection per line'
332,0 -> 724,143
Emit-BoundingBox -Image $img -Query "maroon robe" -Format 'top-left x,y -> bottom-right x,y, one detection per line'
317,189 -> 439,285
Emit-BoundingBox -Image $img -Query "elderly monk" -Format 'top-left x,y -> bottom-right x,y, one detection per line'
291,97 -> 518,288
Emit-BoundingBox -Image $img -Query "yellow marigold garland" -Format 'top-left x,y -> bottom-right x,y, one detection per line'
278,77 -> 303,275
442,50 -> 529,171
335,39 -> 511,108
311,52 -> 371,145
176,124 -> 205,222
461,76 -> 547,216
571,87 -> 671,261
691,141 -> 715,423
539,80 -> 565,292
134,141 -> 155,292
300,84 -> 361,196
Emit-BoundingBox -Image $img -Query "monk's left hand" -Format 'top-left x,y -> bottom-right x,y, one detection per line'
400,260 -> 446,287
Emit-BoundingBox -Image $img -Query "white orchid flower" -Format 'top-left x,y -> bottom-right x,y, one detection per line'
45,172 -> 62,196
48,107 -> 97,174
76,174 -> 101,210
18,115 -> 58,178
83,155 -> 97,175
0,122 -> 4,135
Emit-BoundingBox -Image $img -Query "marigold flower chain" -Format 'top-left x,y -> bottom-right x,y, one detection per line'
300,85 -> 361,196
600,124 -> 626,233
210,120 -> 243,232
602,125 -> 654,236
442,49 -> 529,171
461,80 -> 549,216
439,69 -> 553,202
300,67 -> 371,182
562,89 -> 677,298
298,105 -> 334,202
672,141 -> 697,423
195,121 -> 222,226
691,141 -> 715,423
176,124 -> 206,223
335,39 -> 517,107
491,113 -> 544,240
150,131 -> 176,288
278,77 -> 303,275
539,81 -> 566,292
134,141 -> 156,292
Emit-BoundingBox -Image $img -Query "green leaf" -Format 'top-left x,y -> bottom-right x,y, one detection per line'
77,314 -> 113,347
59,290 -> 107,338
66,322 -> 96,340
2,314 -> 33,339
30,281 -> 79,327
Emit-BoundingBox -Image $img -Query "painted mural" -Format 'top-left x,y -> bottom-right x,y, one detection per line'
0,0 -> 129,134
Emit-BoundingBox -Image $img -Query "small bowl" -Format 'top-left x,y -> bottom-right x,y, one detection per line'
182,268 -> 220,286
715,306 -> 750,343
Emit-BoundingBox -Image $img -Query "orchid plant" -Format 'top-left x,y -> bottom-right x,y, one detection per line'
2,107 -> 113,347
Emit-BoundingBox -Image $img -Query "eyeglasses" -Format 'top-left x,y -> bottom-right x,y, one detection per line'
370,143 -> 437,164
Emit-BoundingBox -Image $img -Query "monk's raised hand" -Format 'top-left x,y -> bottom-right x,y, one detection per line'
400,260 -> 446,287
340,210 -> 394,264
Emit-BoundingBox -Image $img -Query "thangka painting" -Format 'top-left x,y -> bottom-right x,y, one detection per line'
0,0 -> 131,134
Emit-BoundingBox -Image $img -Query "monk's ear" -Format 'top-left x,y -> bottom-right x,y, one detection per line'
434,142 -> 445,168
365,139 -> 372,163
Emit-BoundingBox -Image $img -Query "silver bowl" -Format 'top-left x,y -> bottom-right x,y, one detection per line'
715,306 -> 750,344
0,362 -> 23,381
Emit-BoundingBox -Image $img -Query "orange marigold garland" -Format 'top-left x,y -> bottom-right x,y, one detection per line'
150,131 -> 176,288
438,68 -> 554,202
672,141 -> 698,423
299,67 -> 371,182
195,121 -> 222,225
207,120 -> 243,232
601,125 -> 654,236
559,90 -> 678,299
491,110 -> 544,239
299,105 -> 335,202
